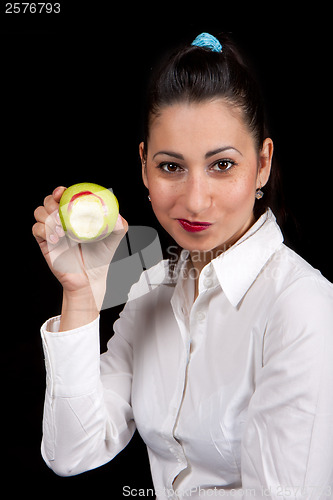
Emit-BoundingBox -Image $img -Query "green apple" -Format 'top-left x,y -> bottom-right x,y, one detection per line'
59,182 -> 119,242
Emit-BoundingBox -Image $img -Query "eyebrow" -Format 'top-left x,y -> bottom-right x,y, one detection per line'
152,146 -> 243,161
152,151 -> 184,160
205,146 -> 243,158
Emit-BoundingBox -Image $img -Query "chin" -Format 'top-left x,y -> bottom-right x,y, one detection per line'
173,232 -> 220,254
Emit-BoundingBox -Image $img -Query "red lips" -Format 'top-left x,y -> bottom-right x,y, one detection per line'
177,219 -> 212,233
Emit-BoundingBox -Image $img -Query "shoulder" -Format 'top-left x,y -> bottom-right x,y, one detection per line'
270,244 -> 333,310
271,272 -> 333,331
263,245 -> 333,360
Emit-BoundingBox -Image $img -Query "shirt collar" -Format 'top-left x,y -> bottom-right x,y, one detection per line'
212,209 -> 283,307
172,209 -> 283,308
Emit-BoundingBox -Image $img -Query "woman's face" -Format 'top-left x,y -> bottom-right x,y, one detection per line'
140,99 -> 273,256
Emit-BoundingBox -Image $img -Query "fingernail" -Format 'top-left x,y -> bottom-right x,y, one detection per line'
55,211 -> 61,224
53,186 -> 64,195
55,225 -> 65,236
49,234 -> 58,244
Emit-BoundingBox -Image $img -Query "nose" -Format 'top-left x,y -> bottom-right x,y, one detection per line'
183,172 -> 212,216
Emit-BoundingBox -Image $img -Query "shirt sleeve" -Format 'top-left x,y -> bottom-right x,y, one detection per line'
40,311 -> 136,476
241,276 -> 333,499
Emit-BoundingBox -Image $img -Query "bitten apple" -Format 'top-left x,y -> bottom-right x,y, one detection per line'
59,183 -> 119,242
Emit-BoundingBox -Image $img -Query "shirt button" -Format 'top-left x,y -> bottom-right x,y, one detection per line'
203,278 -> 213,288
204,265 -> 213,276
196,311 -> 206,322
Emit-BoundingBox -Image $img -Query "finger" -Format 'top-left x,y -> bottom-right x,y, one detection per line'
32,221 -> 46,243
32,222 -> 61,250
33,219 -> 83,275
52,186 -> 67,203
44,210 -> 66,244
35,199 -> 64,237
44,194 -> 60,216
46,188 -> 67,231
34,205 -> 49,224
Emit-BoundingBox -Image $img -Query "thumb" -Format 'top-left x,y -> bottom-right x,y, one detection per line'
52,186 -> 67,202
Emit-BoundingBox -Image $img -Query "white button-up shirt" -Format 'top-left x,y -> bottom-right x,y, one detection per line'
40,210 -> 333,499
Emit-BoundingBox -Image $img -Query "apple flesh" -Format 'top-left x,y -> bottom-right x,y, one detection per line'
59,183 -> 119,242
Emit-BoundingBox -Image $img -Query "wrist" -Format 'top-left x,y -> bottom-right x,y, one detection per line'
60,286 -> 100,331
62,285 -> 95,301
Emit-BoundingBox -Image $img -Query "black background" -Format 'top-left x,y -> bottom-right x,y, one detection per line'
1,3 -> 331,496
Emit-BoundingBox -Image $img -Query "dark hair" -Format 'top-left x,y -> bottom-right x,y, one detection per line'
142,34 -> 284,261
143,36 -> 266,147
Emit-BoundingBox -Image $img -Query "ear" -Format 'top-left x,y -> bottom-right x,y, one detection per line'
257,138 -> 274,189
139,142 -> 149,189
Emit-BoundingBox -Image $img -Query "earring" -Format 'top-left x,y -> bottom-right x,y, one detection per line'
148,194 -> 151,202
255,188 -> 264,200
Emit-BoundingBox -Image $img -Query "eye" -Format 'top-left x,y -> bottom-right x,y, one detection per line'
158,162 -> 182,173
211,159 -> 235,173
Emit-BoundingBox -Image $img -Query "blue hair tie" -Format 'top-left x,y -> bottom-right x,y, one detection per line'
191,32 -> 222,53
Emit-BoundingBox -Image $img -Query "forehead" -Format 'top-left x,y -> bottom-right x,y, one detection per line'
148,100 -> 255,155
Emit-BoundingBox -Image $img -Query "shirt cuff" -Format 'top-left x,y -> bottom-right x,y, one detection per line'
40,315 -> 100,398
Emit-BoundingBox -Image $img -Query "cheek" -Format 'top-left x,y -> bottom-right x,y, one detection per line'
216,173 -> 256,212
149,181 -> 177,213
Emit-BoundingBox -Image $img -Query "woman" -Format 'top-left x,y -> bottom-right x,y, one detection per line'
32,33 -> 333,498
